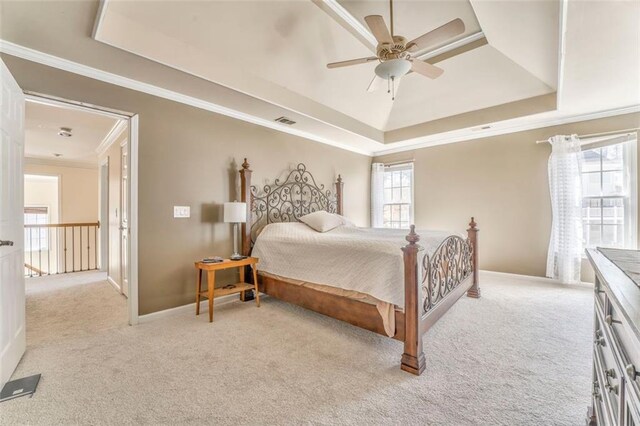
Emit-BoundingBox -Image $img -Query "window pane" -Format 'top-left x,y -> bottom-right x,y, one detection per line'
392,188 -> 400,203
601,144 -> 623,171
582,198 -> 601,223
582,172 -> 601,196
383,172 -> 392,188
383,188 -> 391,203
383,205 -> 391,222
401,170 -> 411,186
585,224 -> 602,247
602,170 -> 624,195
392,171 -> 400,187
581,148 -> 601,173
391,204 -> 400,221
602,225 -> 624,247
602,198 -> 624,225
401,187 -> 410,203
400,205 -> 409,221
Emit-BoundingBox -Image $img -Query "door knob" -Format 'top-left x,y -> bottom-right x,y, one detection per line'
0,240 -> 14,247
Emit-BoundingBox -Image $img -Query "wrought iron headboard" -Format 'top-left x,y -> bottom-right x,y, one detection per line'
238,159 -> 344,248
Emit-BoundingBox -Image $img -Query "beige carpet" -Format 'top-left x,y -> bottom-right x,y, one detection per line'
2,272 -> 593,425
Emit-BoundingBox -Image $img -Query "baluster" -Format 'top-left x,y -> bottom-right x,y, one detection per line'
86,226 -> 90,271
47,227 -> 51,276
38,226 -> 42,276
29,227 -> 33,277
72,226 -> 75,272
64,226 -> 68,273
80,226 -> 83,271
94,225 -> 97,270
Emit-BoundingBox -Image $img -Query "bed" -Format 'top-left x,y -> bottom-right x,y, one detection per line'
238,158 -> 480,375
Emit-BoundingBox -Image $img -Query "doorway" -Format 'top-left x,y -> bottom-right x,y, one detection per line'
22,93 -> 138,321
0,57 -> 140,387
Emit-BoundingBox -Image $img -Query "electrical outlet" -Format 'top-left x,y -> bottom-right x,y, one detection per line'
173,206 -> 190,218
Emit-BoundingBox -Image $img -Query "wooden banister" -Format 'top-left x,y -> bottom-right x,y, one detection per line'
24,222 -> 100,229
23,221 -> 100,277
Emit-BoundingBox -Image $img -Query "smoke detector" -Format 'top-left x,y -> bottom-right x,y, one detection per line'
58,127 -> 73,137
53,153 -> 63,157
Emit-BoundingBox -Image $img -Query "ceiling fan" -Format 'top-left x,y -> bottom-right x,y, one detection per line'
326,0 -> 465,100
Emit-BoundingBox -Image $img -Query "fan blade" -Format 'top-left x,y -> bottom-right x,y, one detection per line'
407,18 -> 465,52
327,57 -> 378,69
366,75 -> 384,92
364,15 -> 393,44
410,60 -> 444,79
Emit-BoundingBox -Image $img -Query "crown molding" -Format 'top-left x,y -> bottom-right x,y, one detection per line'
0,39 -> 373,156
3,39 -> 638,160
373,104 -> 640,156
96,119 -> 127,157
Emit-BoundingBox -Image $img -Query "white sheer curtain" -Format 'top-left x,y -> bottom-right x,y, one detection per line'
371,163 -> 385,227
546,134 -> 583,284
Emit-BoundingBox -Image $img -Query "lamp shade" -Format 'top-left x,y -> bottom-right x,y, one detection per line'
223,202 -> 247,223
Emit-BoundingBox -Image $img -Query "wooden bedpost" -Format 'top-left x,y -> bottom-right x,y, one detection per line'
466,217 -> 481,298
239,158 -> 252,257
335,174 -> 344,215
401,225 -> 426,376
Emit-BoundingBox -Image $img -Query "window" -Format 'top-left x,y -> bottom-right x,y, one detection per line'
382,163 -> 413,228
24,206 -> 49,251
581,138 -> 637,249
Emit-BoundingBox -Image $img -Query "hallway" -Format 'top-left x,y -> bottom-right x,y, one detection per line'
25,271 -> 128,347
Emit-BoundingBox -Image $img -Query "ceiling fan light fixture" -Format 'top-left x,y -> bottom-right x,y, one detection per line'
374,59 -> 411,80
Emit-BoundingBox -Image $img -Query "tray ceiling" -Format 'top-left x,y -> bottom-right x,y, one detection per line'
95,0 -> 557,133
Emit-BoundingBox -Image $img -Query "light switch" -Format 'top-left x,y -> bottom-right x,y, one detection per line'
173,206 -> 190,218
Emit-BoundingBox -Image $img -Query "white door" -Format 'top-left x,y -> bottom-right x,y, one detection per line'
120,140 -> 128,297
0,59 -> 26,387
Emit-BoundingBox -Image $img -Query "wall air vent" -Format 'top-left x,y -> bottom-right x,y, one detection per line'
274,116 -> 296,125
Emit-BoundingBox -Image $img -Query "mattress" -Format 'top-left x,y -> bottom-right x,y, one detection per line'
251,222 -> 456,313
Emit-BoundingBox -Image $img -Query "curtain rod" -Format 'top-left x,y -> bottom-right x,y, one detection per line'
535,128 -> 639,144
383,159 -> 415,167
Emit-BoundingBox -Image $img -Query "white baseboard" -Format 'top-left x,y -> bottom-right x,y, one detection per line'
107,276 -> 121,292
138,293 -> 244,324
480,269 -> 594,288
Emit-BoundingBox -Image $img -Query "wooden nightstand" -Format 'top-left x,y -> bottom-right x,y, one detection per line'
194,257 -> 260,322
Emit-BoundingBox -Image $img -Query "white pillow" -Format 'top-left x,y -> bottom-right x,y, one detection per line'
299,211 -> 344,232
334,214 -> 355,227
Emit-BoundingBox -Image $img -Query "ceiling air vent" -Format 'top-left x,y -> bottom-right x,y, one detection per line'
274,116 -> 296,125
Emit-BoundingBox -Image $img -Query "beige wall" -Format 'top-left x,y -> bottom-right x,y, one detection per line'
375,113 -> 640,281
3,55 -> 371,315
24,162 -> 98,223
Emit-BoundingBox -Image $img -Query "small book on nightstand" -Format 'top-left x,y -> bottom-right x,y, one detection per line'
201,257 -> 224,264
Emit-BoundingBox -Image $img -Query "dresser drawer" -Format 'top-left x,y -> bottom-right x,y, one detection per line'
595,344 -> 622,423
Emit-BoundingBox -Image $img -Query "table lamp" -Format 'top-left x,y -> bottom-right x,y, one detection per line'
224,201 -> 247,260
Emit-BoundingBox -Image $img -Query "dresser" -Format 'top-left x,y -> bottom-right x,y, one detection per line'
586,248 -> 640,425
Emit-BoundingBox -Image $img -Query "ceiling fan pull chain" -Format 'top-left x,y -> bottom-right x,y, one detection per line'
391,76 -> 395,101
387,76 -> 391,94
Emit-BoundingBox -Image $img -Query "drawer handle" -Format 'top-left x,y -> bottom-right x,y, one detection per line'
605,368 -> 616,379
605,383 -> 619,395
594,337 -> 606,346
605,315 -> 622,326
627,364 -> 639,380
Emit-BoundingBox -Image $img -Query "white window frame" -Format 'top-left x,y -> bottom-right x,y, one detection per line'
381,162 -> 414,229
24,205 -> 50,252
580,134 -> 637,250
